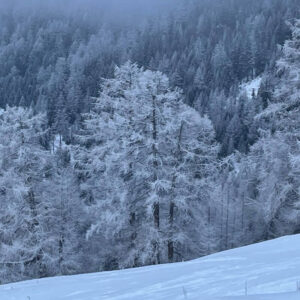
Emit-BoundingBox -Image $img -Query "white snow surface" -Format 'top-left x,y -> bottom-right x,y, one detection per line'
240,77 -> 262,98
1,235 -> 300,300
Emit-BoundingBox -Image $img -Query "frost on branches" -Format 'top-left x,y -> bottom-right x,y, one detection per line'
74,62 -> 219,269
0,107 -> 84,283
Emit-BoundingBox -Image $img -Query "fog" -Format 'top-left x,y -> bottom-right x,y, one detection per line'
0,0 -> 182,27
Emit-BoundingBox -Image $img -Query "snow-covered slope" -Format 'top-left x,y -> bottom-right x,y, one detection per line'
240,77 -> 262,98
1,235 -> 300,300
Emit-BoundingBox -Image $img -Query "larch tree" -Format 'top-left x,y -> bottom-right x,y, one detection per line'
75,62 -> 220,269
0,107 -> 51,282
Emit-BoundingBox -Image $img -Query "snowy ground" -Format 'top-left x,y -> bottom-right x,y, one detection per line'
1,235 -> 300,300
240,77 -> 262,98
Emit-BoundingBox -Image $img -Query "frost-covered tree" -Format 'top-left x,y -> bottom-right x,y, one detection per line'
253,20 -> 300,237
0,0 -> 296,156
167,110 -> 219,260
38,146 -> 85,276
222,20 -> 300,242
0,0 -> 300,285
75,62 -> 219,269
0,107 -> 51,282
0,107 -> 85,283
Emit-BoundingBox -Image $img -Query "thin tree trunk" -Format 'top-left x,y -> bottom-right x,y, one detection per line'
241,194 -> 245,231
27,189 -> 43,276
220,188 -> 224,251
225,187 -> 230,249
59,187 -> 65,274
129,212 -> 138,266
207,205 -> 211,253
168,201 -> 175,262
58,234 -> 64,273
231,202 -> 236,248
152,94 -> 160,264
168,122 -> 183,262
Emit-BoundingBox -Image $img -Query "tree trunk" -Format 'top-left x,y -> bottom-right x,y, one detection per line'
27,189 -> 43,276
152,94 -> 160,264
168,201 -> 175,262
225,187 -> 230,249
168,122 -> 183,262
58,234 -> 64,273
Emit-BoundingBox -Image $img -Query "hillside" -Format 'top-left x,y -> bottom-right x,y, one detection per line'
1,234 -> 300,300
0,0 -> 300,288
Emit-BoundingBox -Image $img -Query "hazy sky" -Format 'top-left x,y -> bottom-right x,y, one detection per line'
0,0 -> 181,24
48,0 -> 179,13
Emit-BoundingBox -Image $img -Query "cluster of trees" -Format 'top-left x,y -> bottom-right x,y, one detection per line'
0,107 -> 85,283
0,0 -> 298,153
0,0 -> 299,285
216,20 -> 300,247
0,63 -> 220,282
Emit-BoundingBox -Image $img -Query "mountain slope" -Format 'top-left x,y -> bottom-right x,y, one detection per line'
1,235 -> 300,300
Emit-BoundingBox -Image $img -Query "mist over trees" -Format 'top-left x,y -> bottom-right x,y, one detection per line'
0,0 -> 299,284
0,0 -> 297,152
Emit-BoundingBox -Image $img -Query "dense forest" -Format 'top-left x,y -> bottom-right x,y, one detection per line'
0,0 -> 299,284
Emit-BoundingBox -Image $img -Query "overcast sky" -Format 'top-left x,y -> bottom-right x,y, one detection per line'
0,0 -> 182,25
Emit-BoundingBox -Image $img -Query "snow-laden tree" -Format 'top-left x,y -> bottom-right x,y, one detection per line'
37,146 -> 85,276
0,107 -> 51,282
209,20 -> 300,248
241,20 -> 300,239
75,62 -> 219,269
167,110 -> 219,260
247,132 -> 293,239
0,107 -> 85,283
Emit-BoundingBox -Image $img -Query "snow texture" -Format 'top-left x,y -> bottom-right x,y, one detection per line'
240,77 -> 262,98
0,234 -> 299,300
